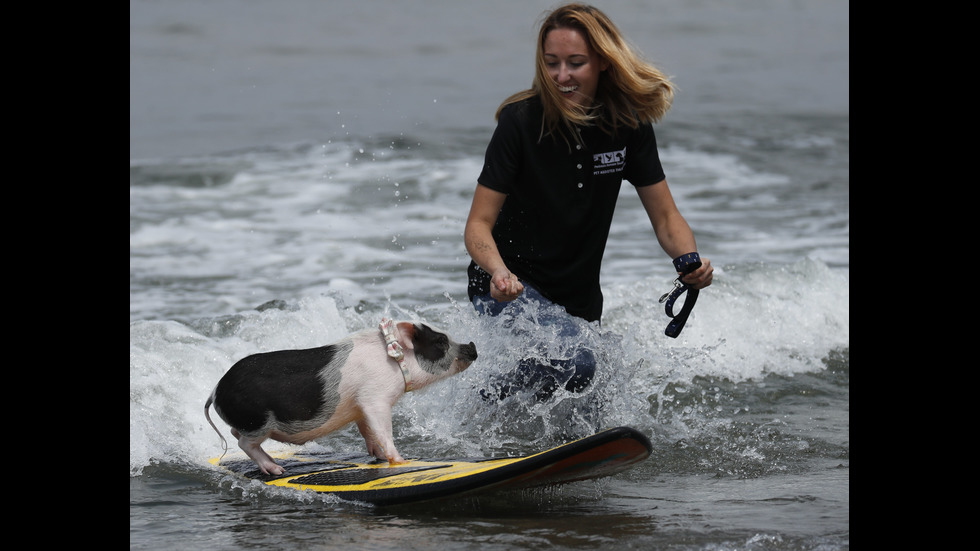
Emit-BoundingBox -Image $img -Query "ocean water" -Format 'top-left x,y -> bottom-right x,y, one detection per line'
130,1 -> 849,549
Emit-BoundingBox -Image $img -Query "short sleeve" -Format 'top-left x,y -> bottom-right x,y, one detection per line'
477,103 -> 525,195
625,123 -> 666,187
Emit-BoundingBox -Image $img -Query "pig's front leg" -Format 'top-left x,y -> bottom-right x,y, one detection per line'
356,407 -> 406,464
356,419 -> 385,460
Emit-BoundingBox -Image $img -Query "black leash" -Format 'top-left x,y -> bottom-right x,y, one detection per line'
659,252 -> 702,338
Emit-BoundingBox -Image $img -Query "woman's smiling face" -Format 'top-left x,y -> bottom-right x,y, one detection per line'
542,27 -> 608,109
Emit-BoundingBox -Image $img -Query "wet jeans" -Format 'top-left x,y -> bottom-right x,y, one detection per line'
472,285 -> 597,402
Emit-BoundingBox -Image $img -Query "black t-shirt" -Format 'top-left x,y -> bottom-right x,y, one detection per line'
467,96 -> 666,323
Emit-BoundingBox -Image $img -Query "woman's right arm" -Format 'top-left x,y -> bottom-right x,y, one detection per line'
464,184 -> 525,301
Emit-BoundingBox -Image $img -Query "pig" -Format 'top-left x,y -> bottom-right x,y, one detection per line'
205,318 -> 477,475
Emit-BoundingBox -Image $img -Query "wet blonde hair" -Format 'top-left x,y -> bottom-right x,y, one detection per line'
497,3 -> 674,145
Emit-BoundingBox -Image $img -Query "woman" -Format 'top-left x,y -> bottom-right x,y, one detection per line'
465,3 -> 713,401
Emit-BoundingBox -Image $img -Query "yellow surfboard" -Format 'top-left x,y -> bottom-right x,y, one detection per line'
210,426 -> 652,506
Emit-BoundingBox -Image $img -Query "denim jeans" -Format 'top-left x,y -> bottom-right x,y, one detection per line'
472,285 -> 597,402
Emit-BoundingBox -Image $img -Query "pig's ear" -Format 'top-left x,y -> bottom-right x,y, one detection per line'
395,321 -> 416,350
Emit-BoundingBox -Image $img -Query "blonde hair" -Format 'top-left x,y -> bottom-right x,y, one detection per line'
497,3 -> 674,145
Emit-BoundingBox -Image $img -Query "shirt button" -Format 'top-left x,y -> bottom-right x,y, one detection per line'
577,183 -> 584,188
576,144 -> 582,150
576,163 -> 582,169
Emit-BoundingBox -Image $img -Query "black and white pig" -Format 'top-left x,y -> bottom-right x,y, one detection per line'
205,319 -> 477,475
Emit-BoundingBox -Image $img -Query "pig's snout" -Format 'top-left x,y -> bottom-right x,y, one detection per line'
460,342 -> 477,361
456,342 -> 478,369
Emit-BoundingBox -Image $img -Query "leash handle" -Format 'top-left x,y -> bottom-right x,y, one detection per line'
672,252 -> 702,275
661,253 -> 702,338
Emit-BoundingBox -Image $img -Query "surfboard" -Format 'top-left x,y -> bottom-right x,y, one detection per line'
210,426 -> 652,506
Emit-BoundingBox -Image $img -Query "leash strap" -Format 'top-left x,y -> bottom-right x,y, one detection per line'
380,317 -> 413,391
659,252 -> 702,339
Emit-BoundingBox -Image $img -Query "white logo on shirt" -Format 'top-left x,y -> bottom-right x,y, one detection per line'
593,147 -> 626,175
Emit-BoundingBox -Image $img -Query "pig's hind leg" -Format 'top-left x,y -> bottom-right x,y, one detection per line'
233,429 -> 286,476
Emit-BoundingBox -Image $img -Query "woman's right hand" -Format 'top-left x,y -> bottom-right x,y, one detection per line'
490,270 -> 524,302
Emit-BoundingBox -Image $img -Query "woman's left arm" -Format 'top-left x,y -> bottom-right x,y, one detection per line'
636,180 -> 713,289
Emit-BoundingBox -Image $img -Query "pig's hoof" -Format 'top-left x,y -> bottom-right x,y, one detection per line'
262,463 -> 285,476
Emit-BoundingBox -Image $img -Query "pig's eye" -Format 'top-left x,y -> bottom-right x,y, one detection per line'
414,324 -> 450,361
